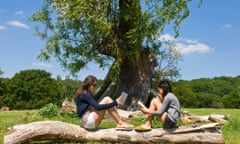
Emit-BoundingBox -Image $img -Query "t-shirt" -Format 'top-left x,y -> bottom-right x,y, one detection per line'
152,92 -> 180,123
74,91 -> 117,117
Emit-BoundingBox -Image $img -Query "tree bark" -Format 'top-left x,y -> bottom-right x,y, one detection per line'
5,120 -> 225,144
118,50 -> 156,111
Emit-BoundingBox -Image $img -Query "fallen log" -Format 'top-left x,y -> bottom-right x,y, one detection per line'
180,111 -> 227,124
4,120 -> 225,144
209,114 -> 227,124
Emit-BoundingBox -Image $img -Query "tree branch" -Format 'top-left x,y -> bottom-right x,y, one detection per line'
4,120 -> 225,144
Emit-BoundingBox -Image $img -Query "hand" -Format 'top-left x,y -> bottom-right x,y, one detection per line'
116,95 -> 126,105
116,92 -> 128,105
116,96 -> 122,105
139,106 -> 151,115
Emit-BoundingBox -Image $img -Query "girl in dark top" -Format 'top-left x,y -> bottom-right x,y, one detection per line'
136,80 -> 180,130
74,75 -> 134,130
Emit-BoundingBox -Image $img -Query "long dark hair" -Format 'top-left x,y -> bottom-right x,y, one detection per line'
74,75 -> 97,99
158,79 -> 172,97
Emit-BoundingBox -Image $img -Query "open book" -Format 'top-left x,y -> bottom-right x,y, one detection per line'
119,91 -> 128,105
137,101 -> 146,109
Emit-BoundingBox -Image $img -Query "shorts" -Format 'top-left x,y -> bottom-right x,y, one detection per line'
83,112 -> 96,130
163,114 -> 177,129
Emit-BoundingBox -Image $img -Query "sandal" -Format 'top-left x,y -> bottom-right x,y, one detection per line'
134,125 -> 152,132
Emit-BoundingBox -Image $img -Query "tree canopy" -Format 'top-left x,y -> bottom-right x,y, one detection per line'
30,0 -> 200,78
29,0 -> 202,109
2,69 -> 61,109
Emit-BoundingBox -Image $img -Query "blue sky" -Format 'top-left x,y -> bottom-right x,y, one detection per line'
0,0 -> 239,81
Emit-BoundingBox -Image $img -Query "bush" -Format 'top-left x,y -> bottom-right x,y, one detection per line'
38,103 -> 60,118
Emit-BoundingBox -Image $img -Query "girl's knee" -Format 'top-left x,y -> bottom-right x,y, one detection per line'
101,96 -> 113,103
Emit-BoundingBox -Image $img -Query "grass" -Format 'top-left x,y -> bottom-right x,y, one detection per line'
1,108 -> 240,144
183,108 -> 240,144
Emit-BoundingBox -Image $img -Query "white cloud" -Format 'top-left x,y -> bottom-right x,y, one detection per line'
176,43 -> 213,55
158,33 -> 175,41
222,24 -> 232,29
159,33 -> 213,55
0,25 -> 5,30
7,21 -> 30,29
33,62 -> 52,68
16,10 -> 24,15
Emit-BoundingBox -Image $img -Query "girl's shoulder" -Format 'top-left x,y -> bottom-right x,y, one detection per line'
165,92 -> 177,99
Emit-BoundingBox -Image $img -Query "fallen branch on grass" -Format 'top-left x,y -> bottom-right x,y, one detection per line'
180,111 -> 228,124
4,120 -> 225,144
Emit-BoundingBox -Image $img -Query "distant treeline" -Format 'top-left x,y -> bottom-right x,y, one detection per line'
0,69 -> 239,109
174,76 -> 240,109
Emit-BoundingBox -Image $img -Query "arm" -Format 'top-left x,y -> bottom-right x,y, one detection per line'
152,95 -> 171,116
83,92 -> 117,110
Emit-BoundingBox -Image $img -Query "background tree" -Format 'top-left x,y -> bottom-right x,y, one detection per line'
30,0 -> 200,110
57,75 -> 82,100
174,80 -> 198,108
0,68 -> 3,75
223,86 -> 240,108
4,69 -> 62,109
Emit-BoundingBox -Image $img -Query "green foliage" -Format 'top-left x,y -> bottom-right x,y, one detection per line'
223,87 -> 240,108
38,103 -> 60,118
0,78 -> 10,106
57,76 -> 82,99
174,76 -> 239,108
4,69 -> 62,109
29,0 -> 197,80
0,68 -> 3,75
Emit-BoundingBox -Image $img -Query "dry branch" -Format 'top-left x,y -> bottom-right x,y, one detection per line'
208,114 -> 227,124
4,120 -> 225,144
180,111 -> 227,125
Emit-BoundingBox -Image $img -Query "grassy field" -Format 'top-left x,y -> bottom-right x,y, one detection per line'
1,108 -> 240,144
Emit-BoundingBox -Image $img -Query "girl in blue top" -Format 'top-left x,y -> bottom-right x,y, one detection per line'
74,75 -> 134,130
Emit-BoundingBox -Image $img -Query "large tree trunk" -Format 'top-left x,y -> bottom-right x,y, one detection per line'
119,50 -> 156,111
117,0 -> 156,110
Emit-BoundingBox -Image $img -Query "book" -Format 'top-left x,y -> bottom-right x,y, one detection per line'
119,91 -> 128,105
137,101 -> 145,108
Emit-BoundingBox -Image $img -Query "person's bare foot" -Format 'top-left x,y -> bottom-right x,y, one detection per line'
117,122 -> 134,129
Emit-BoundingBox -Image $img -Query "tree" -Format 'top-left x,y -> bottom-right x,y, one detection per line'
0,68 -> 3,75
5,69 -> 62,109
223,86 -> 240,108
30,0 -> 200,110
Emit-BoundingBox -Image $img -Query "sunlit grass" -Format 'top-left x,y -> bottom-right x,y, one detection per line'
182,108 -> 240,117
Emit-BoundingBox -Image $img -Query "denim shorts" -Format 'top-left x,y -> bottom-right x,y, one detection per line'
163,115 -> 177,129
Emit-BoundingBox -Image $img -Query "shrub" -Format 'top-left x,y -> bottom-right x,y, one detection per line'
38,103 -> 60,118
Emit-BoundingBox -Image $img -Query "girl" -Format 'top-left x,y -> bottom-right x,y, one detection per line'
74,75 -> 134,130
136,80 -> 181,130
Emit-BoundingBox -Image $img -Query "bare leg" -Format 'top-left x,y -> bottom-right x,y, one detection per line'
141,97 -> 162,128
93,96 -> 133,128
